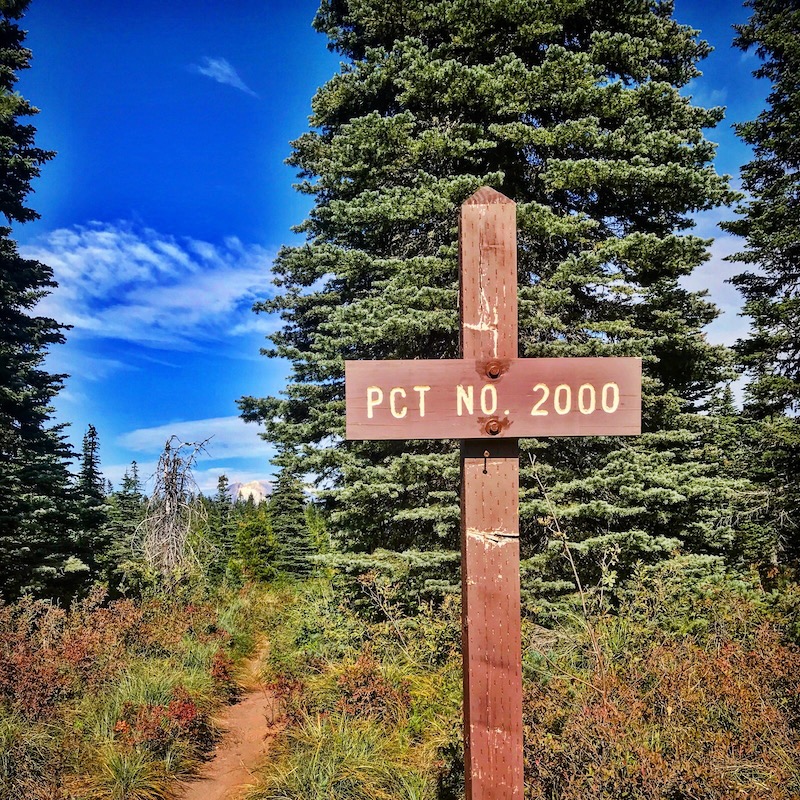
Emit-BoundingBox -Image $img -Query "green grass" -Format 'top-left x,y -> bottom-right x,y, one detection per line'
0,581 -> 275,799
248,714 -> 436,800
87,660 -> 215,743
0,712 -> 63,800
244,581 -> 463,800
88,745 -> 167,800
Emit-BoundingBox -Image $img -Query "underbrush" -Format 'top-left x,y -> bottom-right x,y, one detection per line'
522,562 -> 800,799
4,563 -> 799,799
245,564 -> 800,800
245,580 -> 463,800
0,582 -> 268,799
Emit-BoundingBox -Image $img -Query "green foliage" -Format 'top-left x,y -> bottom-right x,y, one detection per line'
72,424 -> 111,590
721,0 -> 800,567
0,713 -> 63,800
271,466 -> 316,577
235,500 -> 278,581
522,571 -> 800,799
319,548 -> 460,616
105,462 -> 147,592
0,582 -> 270,796
250,571 -> 800,800
305,502 -> 329,554
0,0 -> 74,602
252,580 -> 462,799
240,0 -> 747,596
251,714 -> 435,800
723,0 -> 800,418
88,746 -> 166,800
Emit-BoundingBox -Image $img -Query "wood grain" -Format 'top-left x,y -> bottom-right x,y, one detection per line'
460,188 -> 524,800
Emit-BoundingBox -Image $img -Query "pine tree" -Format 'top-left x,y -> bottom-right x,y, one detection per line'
721,0 -> 800,564
104,461 -> 145,588
240,0 -> 741,592
0,0 -> 74,599
206,474 -> 236,579
235,498 -> 277,581
270,465 -> 314,577
76,424 -> 107,540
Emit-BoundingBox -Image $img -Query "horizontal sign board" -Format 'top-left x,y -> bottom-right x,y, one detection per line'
345,357 -> 641,440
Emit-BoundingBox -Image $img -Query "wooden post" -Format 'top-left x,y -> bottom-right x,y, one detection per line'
459,187 -> 524,798
344,186 -> 641,797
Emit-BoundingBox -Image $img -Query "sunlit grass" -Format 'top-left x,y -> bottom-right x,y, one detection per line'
248,713 -> 436,800
87,745 -> 169,800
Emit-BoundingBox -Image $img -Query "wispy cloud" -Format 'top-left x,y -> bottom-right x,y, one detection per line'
192,57 -> 258,97
680,231 -> 749,347
23,223 -> 275,350
118,415 -> 273,461
682,80 -> 728,110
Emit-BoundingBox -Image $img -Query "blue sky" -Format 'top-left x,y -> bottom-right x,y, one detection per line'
14,0 -> 767,492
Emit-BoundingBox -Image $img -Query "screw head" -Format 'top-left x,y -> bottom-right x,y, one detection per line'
486,360 -> 502,379
485,419 -> 502,436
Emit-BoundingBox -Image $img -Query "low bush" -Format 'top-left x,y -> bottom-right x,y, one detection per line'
253,567 -> 800,800
522,568 -> 800,799
254,713 -> 435,800
0,582 -> 270,798
249,579 -> 462,799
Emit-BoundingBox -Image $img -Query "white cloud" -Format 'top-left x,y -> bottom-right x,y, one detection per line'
118,415 -> 273,461
681,233 -> 749,347
192,57 -> 258,97
682,80 -> 728,109
23,223 -> 275,350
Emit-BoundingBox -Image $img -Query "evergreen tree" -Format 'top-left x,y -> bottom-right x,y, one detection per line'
104,461 -> 145,586
270,465 -> 314,577
240,0 -> 741,593
0,0 -> 74,599
206,474 -> 236,579
76,424 -> 107,539
69,424 -> 109,589
721,0 -> 800,564
235,498 -> 277,581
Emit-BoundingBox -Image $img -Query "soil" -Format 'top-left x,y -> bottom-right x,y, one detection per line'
177,642 -> 281,800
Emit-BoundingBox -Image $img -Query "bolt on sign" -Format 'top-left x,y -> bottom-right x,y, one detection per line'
345,187 -> 642,799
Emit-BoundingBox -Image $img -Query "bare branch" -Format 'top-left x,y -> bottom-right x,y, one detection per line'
136,436 -> 211,578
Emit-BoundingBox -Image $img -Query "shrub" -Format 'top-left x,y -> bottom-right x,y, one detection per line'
335,650 -> 411,722
522,574 -> 800,799
0,582 -> 269,795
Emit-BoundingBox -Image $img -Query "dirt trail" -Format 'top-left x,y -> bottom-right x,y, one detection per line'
177,643 -> 281,800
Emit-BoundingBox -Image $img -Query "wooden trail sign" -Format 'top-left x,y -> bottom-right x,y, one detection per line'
345,357 -> 641,440
344,187 -> 642,799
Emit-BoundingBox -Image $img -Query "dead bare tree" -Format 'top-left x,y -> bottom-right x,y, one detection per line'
138,436 -> 210,577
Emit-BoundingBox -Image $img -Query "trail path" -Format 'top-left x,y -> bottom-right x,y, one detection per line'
177,642 -> 281,800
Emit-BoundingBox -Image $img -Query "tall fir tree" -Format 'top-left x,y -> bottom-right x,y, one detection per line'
0,0 -> 75,599
241,0 -> 746,596
206,474 -> 236,579
72,424 -> 110,587
103,461 -> 145,590
235,497 -> 277,581
721,0 -> 800,564
270,464 -> 314,577
76,425 -> 106,535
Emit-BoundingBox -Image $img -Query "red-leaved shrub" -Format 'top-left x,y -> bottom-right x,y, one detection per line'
524,621 -> 800,799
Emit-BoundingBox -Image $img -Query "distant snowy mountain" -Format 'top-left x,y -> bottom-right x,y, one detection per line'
228,479 -> 272,504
